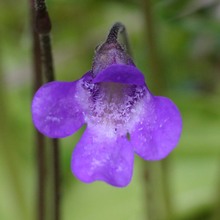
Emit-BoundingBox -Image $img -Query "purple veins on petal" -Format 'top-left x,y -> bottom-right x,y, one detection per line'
71,127 -> 134,187
77,73 -> 148,137
130,96 -> 182,160
32,81 -> 85,138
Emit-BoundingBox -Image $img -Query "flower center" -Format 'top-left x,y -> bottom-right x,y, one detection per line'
78,74 -> 147,138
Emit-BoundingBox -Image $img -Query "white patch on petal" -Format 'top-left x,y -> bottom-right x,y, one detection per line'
76,76 -> 151,138
45,116 -> 61,123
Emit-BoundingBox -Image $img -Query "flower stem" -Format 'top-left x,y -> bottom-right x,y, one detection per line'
52,139 -> 60,220
142,0 -> 173,219
30,1 -> 46,219
33,1 -> 61,220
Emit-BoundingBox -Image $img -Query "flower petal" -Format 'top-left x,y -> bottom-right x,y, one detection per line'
93,64 -> 145,85
130,96 -> 182,160
71,127 -> 134,187
32,81 -> 85,138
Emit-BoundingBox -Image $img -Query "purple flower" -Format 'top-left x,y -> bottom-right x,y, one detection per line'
32,23 -> 182,187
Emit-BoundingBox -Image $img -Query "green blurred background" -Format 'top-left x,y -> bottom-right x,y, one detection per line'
0,0 -> 220,219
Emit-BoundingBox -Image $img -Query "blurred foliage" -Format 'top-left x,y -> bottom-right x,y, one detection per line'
0,0 -> 220,220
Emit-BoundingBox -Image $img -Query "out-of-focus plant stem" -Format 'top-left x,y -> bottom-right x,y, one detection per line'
33,1 -> 61,220
213,163 -> 220,219
141,0 -> 173,219
142,162 -> 166,220
0,41 -> 27,219
30,1 -> 46,219
39,30 -> 61,220
142,0 -> 165,93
